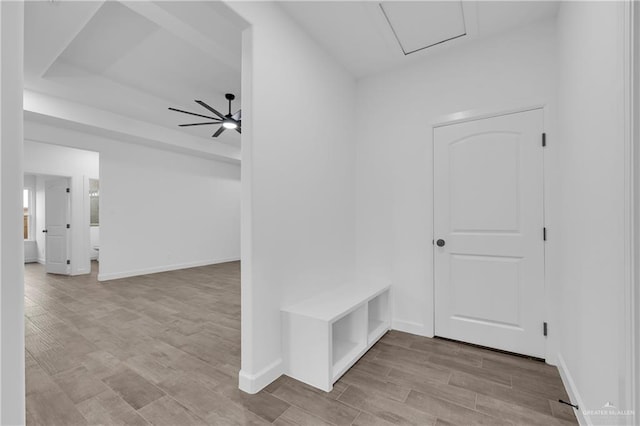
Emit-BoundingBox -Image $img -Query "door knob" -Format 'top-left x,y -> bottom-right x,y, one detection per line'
436,239 -> 445,247
42,229 -> 47,233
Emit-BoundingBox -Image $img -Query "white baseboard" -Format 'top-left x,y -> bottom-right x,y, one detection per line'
556,352 -> 589,425
24,257 -> 38,263
238,358 -> 283,394
97,257 -> 240,281
392,319 -> 431,337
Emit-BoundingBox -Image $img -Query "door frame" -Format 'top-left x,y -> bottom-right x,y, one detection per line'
430,102 -> 550,358
625,0 -> 638,421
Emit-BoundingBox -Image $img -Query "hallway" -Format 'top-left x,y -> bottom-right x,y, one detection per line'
25,262 -> 576,425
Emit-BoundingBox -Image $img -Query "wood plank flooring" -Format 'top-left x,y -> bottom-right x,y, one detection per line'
25,261 -> 577,425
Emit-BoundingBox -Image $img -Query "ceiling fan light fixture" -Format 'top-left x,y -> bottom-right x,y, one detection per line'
169,93 -> 241,138
222,120 -> 237,130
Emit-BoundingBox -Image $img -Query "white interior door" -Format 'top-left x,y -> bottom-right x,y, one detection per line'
434,109 -> 545,358
45,178 -> 70,275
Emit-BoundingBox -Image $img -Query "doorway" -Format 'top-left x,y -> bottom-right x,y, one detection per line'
24,174 -> 72,274
23,141 -> 100,277
433,108 -> 545,358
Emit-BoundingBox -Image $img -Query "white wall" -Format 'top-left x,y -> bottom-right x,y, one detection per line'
635,2 -> 640,419
98,139 -> 240,280
24,140 -> 99,275
355,19 -> 557,344
553,1 -> 633,422
0,1 -> 25,423
24,242 -> 38,264
24,120 -> 241,281
228,2 -> 357,393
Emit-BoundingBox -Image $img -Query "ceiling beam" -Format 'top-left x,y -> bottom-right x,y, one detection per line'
120,1 -> 241,72
23,90 -> 240,164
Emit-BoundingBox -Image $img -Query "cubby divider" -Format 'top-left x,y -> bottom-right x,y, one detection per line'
367,291 -> 389,344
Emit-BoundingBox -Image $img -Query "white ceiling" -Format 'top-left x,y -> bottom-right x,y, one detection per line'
24,0 -> 246,147
24,1 -> 559,151
280,1 -> 560,77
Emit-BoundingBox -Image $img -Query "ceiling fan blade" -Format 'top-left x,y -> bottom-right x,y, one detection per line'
232,109 -> 241,121
168,107 -> 218,120
235,127 -> 241,134
196,100 -> 225,119
178,122 -> 220,127
212,126 -> 226,138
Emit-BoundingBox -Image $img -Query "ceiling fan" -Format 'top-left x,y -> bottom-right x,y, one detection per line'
169,93 -> 241,138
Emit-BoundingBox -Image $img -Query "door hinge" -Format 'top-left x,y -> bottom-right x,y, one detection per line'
66,260 -> 71,265
66,224 -> 70,229
66,187 -> 70,193
543,227 -> 547,241
542,133 -> 546,147
543,322 -> 548,336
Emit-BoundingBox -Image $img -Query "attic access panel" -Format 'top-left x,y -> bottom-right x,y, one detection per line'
380,1 -> 466,55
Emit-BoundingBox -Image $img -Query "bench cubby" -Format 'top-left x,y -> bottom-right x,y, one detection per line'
281,282 -> 391,391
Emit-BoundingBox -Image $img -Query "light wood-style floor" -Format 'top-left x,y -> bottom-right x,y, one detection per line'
25,261 -> 577,425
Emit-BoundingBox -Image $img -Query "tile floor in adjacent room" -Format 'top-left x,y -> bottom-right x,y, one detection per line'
24,261 -> 577,425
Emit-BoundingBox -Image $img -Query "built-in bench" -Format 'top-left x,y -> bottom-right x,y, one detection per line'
281,281 -> 391,391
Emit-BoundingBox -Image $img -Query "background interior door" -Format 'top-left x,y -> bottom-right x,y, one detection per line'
45,178 -> 70,275
433,109 -> 545,358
